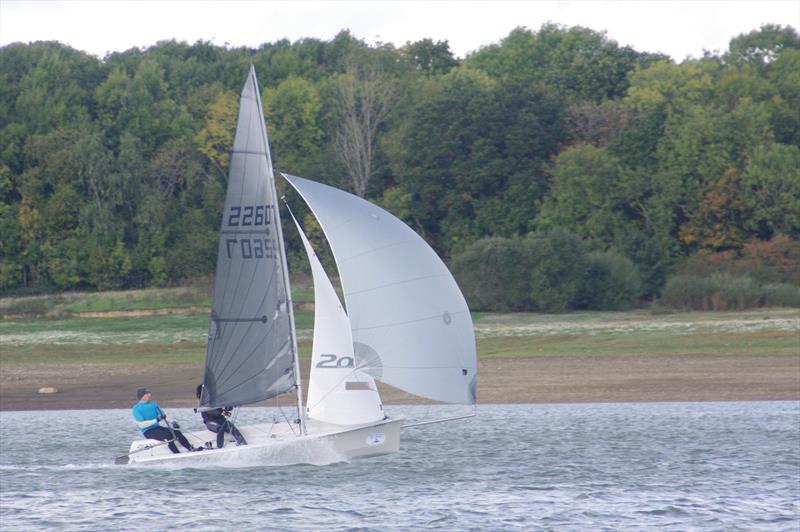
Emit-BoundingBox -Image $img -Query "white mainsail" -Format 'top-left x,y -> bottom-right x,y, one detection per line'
284,173 -> 477,405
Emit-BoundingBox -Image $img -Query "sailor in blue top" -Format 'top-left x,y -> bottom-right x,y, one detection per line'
132,387 -> 202,453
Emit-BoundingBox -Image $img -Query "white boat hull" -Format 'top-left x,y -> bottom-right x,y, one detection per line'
121,417 -> 402,466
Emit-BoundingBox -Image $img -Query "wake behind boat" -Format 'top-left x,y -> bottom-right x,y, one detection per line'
118,66 -> 476,466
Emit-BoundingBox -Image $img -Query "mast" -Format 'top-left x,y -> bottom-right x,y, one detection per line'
250,66 -> 306,434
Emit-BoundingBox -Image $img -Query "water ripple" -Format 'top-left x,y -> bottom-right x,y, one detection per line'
1,402 -> 799,530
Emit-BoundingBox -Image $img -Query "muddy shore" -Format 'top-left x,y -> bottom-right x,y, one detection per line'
1,353 -> 798,411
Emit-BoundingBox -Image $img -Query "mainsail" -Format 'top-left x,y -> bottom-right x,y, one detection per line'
200,67 -> 297,409
284,173 -> 477,405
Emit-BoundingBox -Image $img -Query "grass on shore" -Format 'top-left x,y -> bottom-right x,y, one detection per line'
2,308 -> 797,366
476,329 -> 798,358
3,330 -> 798,367
1,286 -> 211,316
0,309 -> 314,340
0,276 -> 317,317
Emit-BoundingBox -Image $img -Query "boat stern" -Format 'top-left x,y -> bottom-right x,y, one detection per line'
322,417 -> 403,459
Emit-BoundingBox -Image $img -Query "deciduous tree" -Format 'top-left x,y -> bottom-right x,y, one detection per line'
333,58 -> 396,197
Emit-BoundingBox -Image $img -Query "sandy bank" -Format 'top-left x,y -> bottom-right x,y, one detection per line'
1,353 -> 798,411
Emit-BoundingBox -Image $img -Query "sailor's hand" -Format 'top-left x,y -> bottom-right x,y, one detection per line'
158,414 -> 166,422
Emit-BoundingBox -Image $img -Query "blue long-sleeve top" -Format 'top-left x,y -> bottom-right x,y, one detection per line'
132,401 -> 165,433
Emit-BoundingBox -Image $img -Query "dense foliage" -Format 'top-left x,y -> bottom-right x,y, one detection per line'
1,24 -> 798,311
452,230 -> 642,312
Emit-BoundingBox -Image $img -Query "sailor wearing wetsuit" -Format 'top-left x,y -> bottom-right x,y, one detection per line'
132,387 -> 202,454
195,384 -> 247,448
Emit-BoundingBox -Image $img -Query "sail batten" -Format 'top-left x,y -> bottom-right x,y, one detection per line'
352,309 -> 472,331
345,273 -> 451,296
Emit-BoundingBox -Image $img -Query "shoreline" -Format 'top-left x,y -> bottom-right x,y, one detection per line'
2,352 -> 798,411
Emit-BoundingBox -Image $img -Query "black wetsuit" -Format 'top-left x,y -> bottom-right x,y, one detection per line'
201,408 -> 247,448
143,426 -> 194,454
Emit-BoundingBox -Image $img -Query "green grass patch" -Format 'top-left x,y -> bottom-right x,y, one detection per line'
1,314 -> 208,335
0,340 -> 313,365
291,309 -> 313,330
0,287 -> 211,316
0,309 -> 314,345
2,304 -> 796,368
477,330 -> 799,358
4,329 -> 794,367
1,342 -> 207,365
0,277 -> 318,318
290,280 -> 315,305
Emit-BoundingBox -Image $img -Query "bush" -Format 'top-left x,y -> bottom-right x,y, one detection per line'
525,228 -> 588,312
577,250 -> 643,310
662,273 -> 800,310
662,274 -> 709,310
762,283 -> 800,307
738,235 -> 800,285
452,228 -> 650,312
678,235 -> 800,285
453,228 -> 617,312
452,237 -> 533,311
714,273 -> 762,310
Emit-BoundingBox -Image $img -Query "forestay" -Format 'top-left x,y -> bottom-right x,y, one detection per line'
284,173 -> 477,404
200,68 -> 296,409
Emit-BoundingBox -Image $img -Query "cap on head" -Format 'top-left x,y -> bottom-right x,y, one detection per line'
136,387 -> 151,399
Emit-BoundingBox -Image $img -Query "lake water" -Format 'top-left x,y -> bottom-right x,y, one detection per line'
1,402 -> 798,530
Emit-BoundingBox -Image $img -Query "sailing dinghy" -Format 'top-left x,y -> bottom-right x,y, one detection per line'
121,67 -> 476,465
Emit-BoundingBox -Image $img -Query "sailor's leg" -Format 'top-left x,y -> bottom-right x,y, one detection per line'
174,429 -> 194,451
144,427 -> 180,454
205,420 -> 224,448
228,421 -> 247,445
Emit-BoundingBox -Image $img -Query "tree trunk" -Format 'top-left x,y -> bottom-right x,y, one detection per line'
334,61 -> 396,197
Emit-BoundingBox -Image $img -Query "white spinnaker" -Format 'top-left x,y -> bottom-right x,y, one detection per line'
289,212 -> 384,425
284,174 -> 477,405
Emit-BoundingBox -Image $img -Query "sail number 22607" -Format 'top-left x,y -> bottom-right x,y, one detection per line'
224,204 -> 276,259
227,205 -> 273,227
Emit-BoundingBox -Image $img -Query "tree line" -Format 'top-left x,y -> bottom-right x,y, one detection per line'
1,24 -> 798,310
